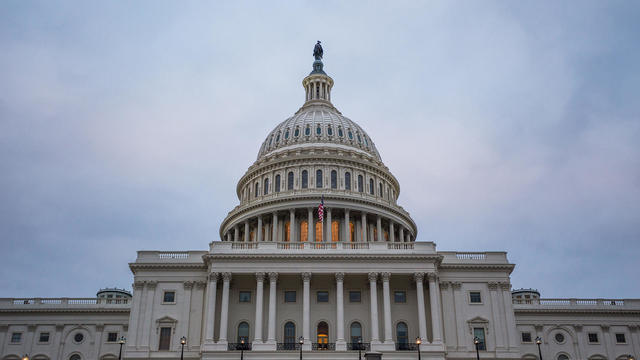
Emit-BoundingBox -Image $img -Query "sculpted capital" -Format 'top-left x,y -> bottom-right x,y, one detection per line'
413,272 -> 425,282
452,282 -> 462,289
222,272 -> 232,282
381,272 -> 391,281
301,272 -> 312,281
133,281 -> 145,290
145,280 -> 157,289
208,272 -> 220,282
368,272 -> 378,282
269,272 -> 279,282
487,282 -> 499,290
426,272 -> 438,281
183,281 -> 194,290
335,272 -> 345,282
439,281 -> 450,290
499,282 -> 511,291
195,281 -> 206,289
255,272 -> 265,281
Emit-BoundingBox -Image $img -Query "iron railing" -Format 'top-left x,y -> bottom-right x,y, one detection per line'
227,343 -> 251,351
276,343 -> 300,350
347,342 -> 371,351
396,343 -> 419,351
312,342 -> 335,350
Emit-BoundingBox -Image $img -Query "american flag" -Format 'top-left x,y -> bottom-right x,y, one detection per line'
318,196 -> 324,222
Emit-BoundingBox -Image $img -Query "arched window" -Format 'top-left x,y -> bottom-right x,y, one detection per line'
316,125 -> 322,135
327,126 -> 333,136
345,172 -> 351,190
338,127 -> 344,137
358,175 -> 363,193
369,179 -> 374,195
275,174 -> 281,193
302,170 -> 308,189
349,221 -> 355,242
264,178 -> 269,195
237,322 -> 249,343
396,322 -> 408,349
285,129 -> 290,139
316,170 -> 323,188
70,355 -> 81,360
284,221 -> 290,242
350,322 -> 362,344
294,127 -> 300,137
305,126 -> 311,136
315,221 -> 323,242
255,182 -> 259,197
557,355 -> 569,360
331,170 -> 337,189
284,322 -> 296,344
317,321 -> 329,349
332,220 -> 339,242
276,132 -> 280,143
379,183 -> 383,197
288,172 -> 294,190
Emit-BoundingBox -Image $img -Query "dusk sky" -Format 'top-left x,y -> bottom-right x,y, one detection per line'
1,1 -> 639,299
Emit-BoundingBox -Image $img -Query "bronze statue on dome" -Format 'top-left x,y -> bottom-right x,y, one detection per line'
313,41 -> 323,60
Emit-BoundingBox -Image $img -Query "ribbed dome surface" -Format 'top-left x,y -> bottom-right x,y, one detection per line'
257,104 -> 382,161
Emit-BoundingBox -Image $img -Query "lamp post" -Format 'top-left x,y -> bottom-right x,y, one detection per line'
180,336 -> 187,360
473,337 -> 480,360
118,336 -> 126,360
415,337 -> 422,360
358,338 -> 363,360
299,336 -> 304,360
240,338 -> 246,360
22,355 -> 29,360
627,356 -> 635,360
535,336 -> 543,360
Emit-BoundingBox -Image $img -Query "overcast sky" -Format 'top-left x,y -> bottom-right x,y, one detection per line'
1,1 -> 639,299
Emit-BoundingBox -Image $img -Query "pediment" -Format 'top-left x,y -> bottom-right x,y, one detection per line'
155,316 -> 177,324
467,316 -> 489,324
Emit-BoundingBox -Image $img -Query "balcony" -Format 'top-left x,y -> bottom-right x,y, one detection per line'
347,342 -> 371,351
227,343 -> 252,351
0,297 -> 131,310
312,342 -> 336,350
395,343 -> 419,351
209,241 -> 437,255
513,298 -> 640,309
277,343 -> 301,351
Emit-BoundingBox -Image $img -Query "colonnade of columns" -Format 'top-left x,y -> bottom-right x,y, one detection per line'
223,208 -> 414,244
202,271 -> 443,351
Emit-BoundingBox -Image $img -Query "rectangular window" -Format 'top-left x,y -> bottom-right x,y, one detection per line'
469,291 -> 482,303
239,291 -> 252,303
588,333 -> 599,343
39,332 -> 50,343
474,328 -> 486,350
317,291 -> 329,303
11,332 -> 22,343
394,291 -> 407,303
284,291 -> 296,303
159,327 -> 171,350
615,333 -> 626,343
107,332 -> 118,342
521,332 -> 532,343
349,291 -> 361,303
163,291 -> 175,303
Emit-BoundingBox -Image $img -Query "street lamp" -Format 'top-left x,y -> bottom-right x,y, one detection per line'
22,355 -> 29,360
299,336 -> 304,360
473,337 -> 480,360
118,336 -> 126,360
415,337 -> 422,360
627,356 -> 635,360
180,336 -> 187,360
535,336 -> 543,360
357,338 -> 363,360
240,338 -> 247,360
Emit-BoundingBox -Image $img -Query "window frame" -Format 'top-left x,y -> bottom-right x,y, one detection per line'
331,170 -> 337,189
468,291 -> 483,304
587,332 -> 599,344
162,290 -> 176,304
38,332 -> 50,344
521,332 -> 532,343
316,169 -> 323,188
238,290 -> 252,304
349,290 -> 361,303
316,290 -> 330,303
106,332 -> 119,343
10,332 -> 23,344
344,172 -> 351,190
287,172 -> 294,190
284,290 -> 297,303
237,321 -> 250,343
275,174 -> 281,193
158,326 -> 172,351
301,170 -> 308,189
473,327 -> 487,350
615,333 -> 626,344
394,290 -> 407,303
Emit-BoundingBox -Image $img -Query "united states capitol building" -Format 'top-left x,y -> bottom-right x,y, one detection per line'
1,45 -> 638,360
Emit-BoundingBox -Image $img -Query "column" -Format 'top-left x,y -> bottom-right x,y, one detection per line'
244,220 -> 249,242
336,273 -> 346,350
500,282 -> 519,348
254,273 -> 265,344
140,280 -> 157,349
368,272 -> 380,343
398,226 -> 404,245
389,222 -> 395,242
272,213 -> 278,242
427,273 -> 443,344
382,272 -> 393,344
182,281 -> 194,341
302,272 -> 312,348
327,209 -> 333,242
126,281 -> 144,349
257,216 -> 263,242
289,209 -> 296,242
405,232 -> 410,243
234,225 -> 239,242
267,272 -> 278,344
307,208 -> 313,242
361,213 -> 367,242
488,282 -> 505,350
452,282 -> 466,351
225,232 -> 231,242
344,210 -> 350,242
574,324 -> 584,360
218,273 -> 232,343
204,273 -> 219,343
414,273 -> 427,344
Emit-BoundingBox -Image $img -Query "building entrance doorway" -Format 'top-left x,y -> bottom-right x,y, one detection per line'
317,321 -> 329,350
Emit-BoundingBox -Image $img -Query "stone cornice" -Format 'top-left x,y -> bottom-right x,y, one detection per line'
129,263 -> 207,274
438,263 -> 516,273
203,253 -> 442,263
514,308 -> 640,315
0,308 -> 130,314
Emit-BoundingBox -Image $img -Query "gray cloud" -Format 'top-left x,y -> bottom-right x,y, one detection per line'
0,1 -> 638,298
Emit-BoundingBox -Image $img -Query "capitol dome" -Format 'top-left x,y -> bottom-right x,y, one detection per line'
220,46 -> 416,245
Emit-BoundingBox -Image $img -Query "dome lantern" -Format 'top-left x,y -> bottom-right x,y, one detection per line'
302,41 -> 334,105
